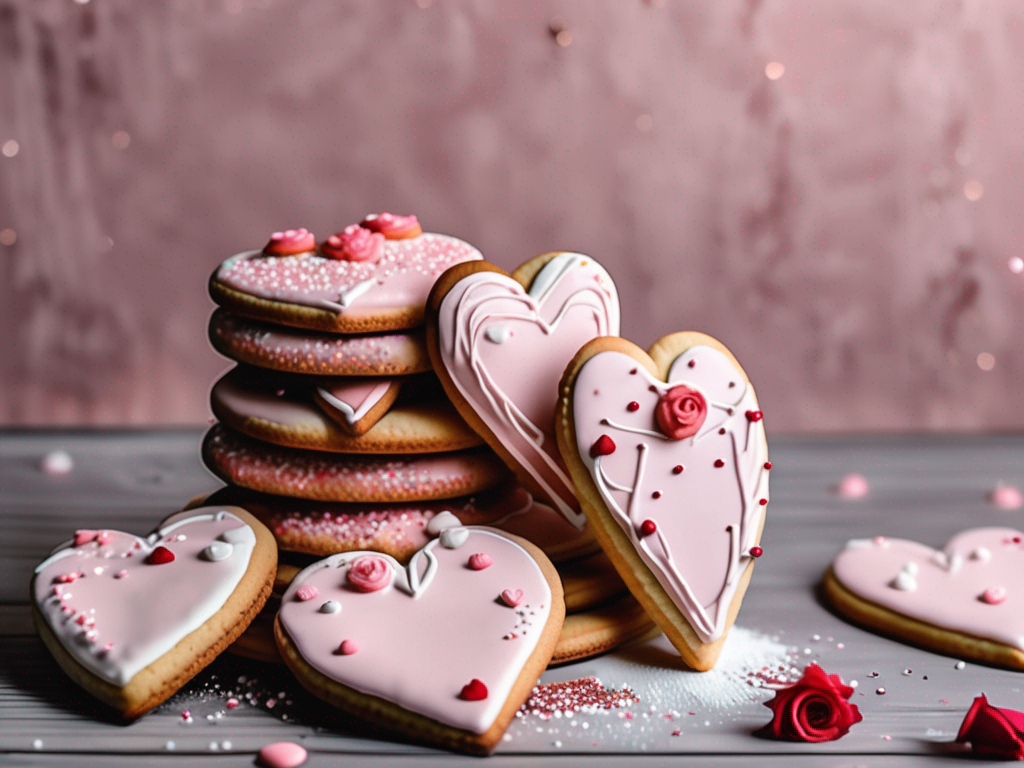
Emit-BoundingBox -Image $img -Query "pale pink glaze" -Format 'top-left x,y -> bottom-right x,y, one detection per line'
278,528 -> 552,734
572,345 -> 769,643
437,253 -> 620,528
836,473 -> 870,499
832,528 -> 1024,650
988,483 -> 1024,510
32,507 -> 256,686
208,309 -> 432,376
202,423 -> 508,501
257,741 -> 307,768
215,233 -> 481,315
315,379 -> 394,426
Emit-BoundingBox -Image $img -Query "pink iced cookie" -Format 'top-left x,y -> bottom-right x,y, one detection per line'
275,527 -> 564,754
210,220 -> 482,334
557,332 -> 769,671
201,423 -> 510,503
208,309 -> 432,377
826,528 -> 1024,671
428,253 -> 620,529
31,507 -> 277,718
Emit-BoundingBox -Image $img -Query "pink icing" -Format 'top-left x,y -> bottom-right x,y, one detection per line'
215,233 -> 480,315
346,556 -> 392,592
361,212 -> 422,240
988,483 -> 1023,510
468,553 -> 493,570
436,253 -> 620,528
263,228 -> 316,256
322,225 -> 385,263
572,344 -> 769,644
257,741 -> 308,768
32,508 -> 257,687
202,423 -> 508,502
314,378 -> 395,427
208,309 -> 432,376
278,529 -> 553,734
836,473 -> 870,499
832,528 -> 1024,650
295,585 -> 319,602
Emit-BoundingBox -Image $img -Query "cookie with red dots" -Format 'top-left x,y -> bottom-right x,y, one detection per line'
210,366 -> 480,449
824,528 -> 1024,671
426,251 -> 620,531
209,217 -> 482,334
274,522 -> 564,755
556,332 -> 770,671
201,423 -> 510,503
208,309 -> 433,378
29,507 -> 277,719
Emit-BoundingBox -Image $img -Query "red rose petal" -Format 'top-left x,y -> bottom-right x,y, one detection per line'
460,679 -> 488,701
145,546 -> 175,565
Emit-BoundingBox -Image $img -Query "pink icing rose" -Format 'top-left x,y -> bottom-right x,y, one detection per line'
262,228 -> 316,256
655,385 -> 707,440
321,225 -> 385,263
360,212 -> 422,240
346,556 -> 392,592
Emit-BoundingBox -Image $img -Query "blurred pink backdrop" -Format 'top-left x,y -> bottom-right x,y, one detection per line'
2,0 -> 1022,431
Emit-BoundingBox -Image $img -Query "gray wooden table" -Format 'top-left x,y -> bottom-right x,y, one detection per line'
2,429 -> 1023,766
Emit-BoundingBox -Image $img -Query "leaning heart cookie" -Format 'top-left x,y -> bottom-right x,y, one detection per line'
824,528 -> 1024,671
274,519 -> 564,755
556,332 -> 770,671
427,252 -> 620,528
30,507 -> 277,718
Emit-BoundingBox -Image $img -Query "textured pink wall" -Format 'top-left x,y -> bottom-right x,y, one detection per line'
2,0 -> 1022,430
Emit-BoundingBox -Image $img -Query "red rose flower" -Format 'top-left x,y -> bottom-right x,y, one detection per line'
346,556 -> 392,593
956,694 -> 1024,760
755,664 -> 862,742
655,385 -> 707,440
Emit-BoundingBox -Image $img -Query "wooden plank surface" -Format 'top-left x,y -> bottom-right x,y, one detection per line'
2,429 -> 1023,766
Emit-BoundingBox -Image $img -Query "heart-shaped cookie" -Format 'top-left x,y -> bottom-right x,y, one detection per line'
30,507 -> 277,718
825,528 -> 1024,670
275,525 -> 564,754
556,332 -> 770,670
427,252 -> 620,528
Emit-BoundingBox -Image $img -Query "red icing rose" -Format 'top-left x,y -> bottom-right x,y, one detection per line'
755,664 -> 862,742
655,385 -> 707,440
321,225 -> 385,263
360,212 -> 422,240
346,556 -> 392,593
263,227 -> 316,255
956,694 -> 1024,759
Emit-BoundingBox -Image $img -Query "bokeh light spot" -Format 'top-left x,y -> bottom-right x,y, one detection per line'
765,62 -> 785,80
635,114 -> 653,133
0,229 -> 17,246
2,140 -> 19,158
112,131 -> 131,150
977,352 -> 995,372
964,180 -> 983,201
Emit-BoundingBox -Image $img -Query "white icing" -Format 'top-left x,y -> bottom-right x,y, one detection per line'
845,539 -> 874,549
891,570 -> 918,592
202,542 -> 233,562
220,525 -> 256,545
338,278 -> 377,308
315,381 -> 392,426
439,527 -> 469,549
484,325 -> 509,344
319,601 -> 342,614
426,511 -> 461,535
971,547 -> 992,562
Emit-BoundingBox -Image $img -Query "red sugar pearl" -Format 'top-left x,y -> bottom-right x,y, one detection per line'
652,491 -> 662,499
639,519 -> 658,537
714,459 -> 725,468
672,465 -> 684,474
626,401 -> 640,412
688,359 -> 696,368
749,546 -> 764,558
745,410 -> 764,422
759,498 -> 768,506
764,462 -> 773,470
460,679 -> 488,701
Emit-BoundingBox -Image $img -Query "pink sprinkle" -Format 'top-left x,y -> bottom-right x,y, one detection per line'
981,586 -> 1008,605
671,730 -> 681,736
882,735 -> 892,741
837,474 -> 870,499
100,642 -> 114,656
468,553 -> 493,570
266,698 -> 276,709
114,570 -> 128,579
294,585 -> 319,602
75,614 -> 87,626
257,741 -> 307,768
338,639 -> 359,655
837,643 -> 845,649
500,588 -> 524,607
181,710 -> 191,721
226,698 -> 239,710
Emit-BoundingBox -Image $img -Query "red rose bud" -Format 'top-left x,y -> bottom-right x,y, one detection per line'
755,664 -> 862,742
459,679 -> 488,701
590,434 -> 616,458
145,546 -> 175,565
360,212 -> 422,240
746,409 -> 764,422
956,694 -> 1024,760
263,228 -> 316,255
656,385 -> 707,440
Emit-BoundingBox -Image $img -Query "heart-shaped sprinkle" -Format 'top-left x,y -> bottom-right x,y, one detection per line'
459,678 -> 488,701
146,546 -> 175,565
468,553 -> 493,570
639,519 -> 657,537
440,527 -> 469,549
500,588 -> 524,607
981,586 -> 1007,605
295,585 -> 319,602
590,435 -> 616,458
337,639 -> 359,655
202,541 -> 233,562
745,410 -> 764,422
319,600 -> 342,614
426,511 -> 461,535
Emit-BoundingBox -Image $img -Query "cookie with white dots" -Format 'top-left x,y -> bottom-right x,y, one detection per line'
556,332 -> 770,671
29,507 -> 277,719
209,218 -> 482,334
274,523 -> 564,755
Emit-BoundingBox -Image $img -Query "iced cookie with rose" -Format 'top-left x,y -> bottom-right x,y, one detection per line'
209,217 -> 482,334
274,515 -> 565,755
824,528 -> 1024,671
427,252 -> 620,530
29,507 -> 277,719
556,332 -> 770,671
201,423 -> 510,503
211,366 -> 480,449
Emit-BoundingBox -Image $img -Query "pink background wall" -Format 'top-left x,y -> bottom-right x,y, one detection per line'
2,0 -> 1022,431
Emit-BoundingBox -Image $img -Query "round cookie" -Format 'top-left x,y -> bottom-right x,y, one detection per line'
209,221 -> 483,334
559,551 -> 628,613
208,309 -> 433,377
210,366 -> 481,453
550,594 -> 661,666
189,483 -> 596,564
201,423 -> 510,502
30,507 -> 277,719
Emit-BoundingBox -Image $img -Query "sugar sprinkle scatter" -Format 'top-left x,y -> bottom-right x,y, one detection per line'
520,678 -> 639,719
